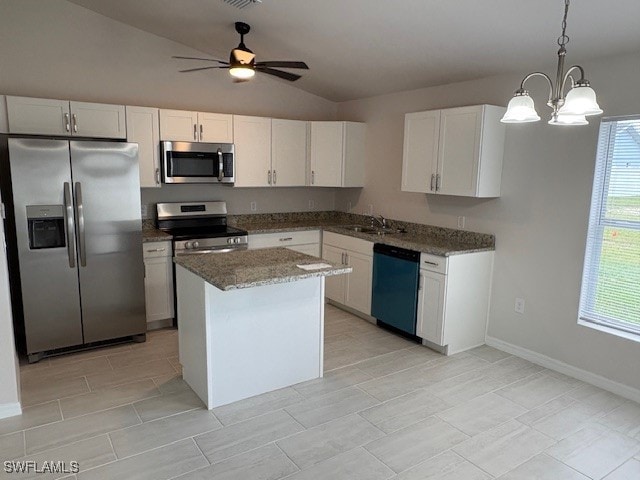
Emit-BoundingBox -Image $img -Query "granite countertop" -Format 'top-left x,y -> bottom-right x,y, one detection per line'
323,226 -> 494,256
174,247 -> 352,291
142,228 -> 173,243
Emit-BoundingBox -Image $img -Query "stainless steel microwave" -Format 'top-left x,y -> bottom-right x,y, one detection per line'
162,141 -> 234,184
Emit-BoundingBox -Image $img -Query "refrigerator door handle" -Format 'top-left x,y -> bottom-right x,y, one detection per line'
63,182 -> 76,268
74,182 -> 87,267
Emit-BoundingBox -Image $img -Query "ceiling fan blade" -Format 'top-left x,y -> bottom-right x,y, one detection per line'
179,66 -> 228,73
256,67 -> 302,82
255,61 -> 309,70
173,56 -> 229,64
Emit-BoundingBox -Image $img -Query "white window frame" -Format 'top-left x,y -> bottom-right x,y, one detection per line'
579,115 -> 640,338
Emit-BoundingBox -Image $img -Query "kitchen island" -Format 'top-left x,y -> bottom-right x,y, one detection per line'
174,248 -> 351,409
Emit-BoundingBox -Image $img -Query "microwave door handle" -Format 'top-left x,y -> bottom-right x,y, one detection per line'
217,149 -> 223,181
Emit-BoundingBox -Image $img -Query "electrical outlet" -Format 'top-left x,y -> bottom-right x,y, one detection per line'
367,204 -> 374,215
250,201 -> 257,212
347,201 -> 352,212
515,298 -> 525,314
308,200 -> 316,210
457,216 -> 466,229
140,204 -> 148,219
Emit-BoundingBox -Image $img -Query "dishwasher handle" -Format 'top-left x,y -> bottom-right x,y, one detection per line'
373,243 -> 420,262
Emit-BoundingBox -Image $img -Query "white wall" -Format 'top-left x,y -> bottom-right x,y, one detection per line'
336,50 -> 640,392
0,0 -> 339,214
0,189 -> 20,418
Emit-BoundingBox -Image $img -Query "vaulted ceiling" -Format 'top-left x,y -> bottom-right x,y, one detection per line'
68,0 -> 640,102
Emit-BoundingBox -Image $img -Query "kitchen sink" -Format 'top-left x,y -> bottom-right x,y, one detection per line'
341,225 -> 406,235
342,225 -> 379,234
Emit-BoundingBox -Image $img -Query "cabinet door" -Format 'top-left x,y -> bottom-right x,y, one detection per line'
159,109 -> 198,141
69,101 -> 126,139
144,256 -> 175,322
344,250 -> 373,315
271,119 -> 307,187
287,243 -> 321,257
437,106 -> 482,196
126,106 -> 160,188
416,270 -> 446,345
310,122 -> 344,187
233,115 -> 272,187
6,96 -> 71,136
322,244 -> 346,304
401,110 -> 440,193
198,112 -> 233,143
342,122 -> 366,187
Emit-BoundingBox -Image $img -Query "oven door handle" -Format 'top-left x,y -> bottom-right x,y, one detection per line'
217,149 -> 224,182
176,247 -> 244,255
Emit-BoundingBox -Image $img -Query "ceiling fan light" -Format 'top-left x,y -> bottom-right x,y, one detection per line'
501,92 -> 541,123
548,112 -> 589,126
558,84 -> 603,116
229,66 -> 255,79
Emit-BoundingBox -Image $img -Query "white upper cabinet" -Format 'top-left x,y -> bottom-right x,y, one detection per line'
271,119 -> 307,187
233,115 -> 272,187
126,106 -> 160,188
0,96 -> 8,133
69,101 -> 126,139
159,109 -> 233,143
159,109 -> 199,141
309,121 -> 365,188
6,96 -> 125,138
401,104 -> 506,197
198,112 -> 233,143
401,110 -> 440,193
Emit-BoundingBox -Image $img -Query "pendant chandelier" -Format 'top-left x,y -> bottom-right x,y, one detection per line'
501,0 -> 602,126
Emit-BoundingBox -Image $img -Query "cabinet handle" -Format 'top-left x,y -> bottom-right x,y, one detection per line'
155,168 -> 161,185
200,124 -> 203,140
147,248 -> 166,253
273,170 -> 277,185
345,253 -> 349,265
436,174 -> 441,191
424,260 -> 439,267
341,252 -> 345,264
193,124 -> 198,141
311,170 -> 315,185
72,114 -> 78,133
430,174 -> 435,191
279,237 -> 293,242
418,274 -> 424,291
268,170 -> 272,185
64,113 -> 70,132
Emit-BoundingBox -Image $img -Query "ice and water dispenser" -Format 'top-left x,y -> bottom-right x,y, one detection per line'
26,205 -> 66,250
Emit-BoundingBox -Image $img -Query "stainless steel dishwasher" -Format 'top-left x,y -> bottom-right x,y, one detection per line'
371,243 -> 421,336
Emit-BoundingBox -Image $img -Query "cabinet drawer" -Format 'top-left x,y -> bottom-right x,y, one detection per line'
249,230 -> 321,249
420,253 -> 447,274
143,241 -> 172,259
322,231 -> 373,257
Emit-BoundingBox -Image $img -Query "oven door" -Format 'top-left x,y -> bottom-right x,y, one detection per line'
162,141 -> 234,184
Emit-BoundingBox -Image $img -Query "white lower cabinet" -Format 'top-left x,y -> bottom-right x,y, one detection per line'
248,230 -> 321,257
417,251 -> 494,355
143,241 -> 174,324
322,232 -> 373,316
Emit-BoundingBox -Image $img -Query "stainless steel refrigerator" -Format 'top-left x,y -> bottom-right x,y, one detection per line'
8,138 -> 145,361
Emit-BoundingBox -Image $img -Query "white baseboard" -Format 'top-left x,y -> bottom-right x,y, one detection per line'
486,335 -> 640,404
0,402 -> 21,420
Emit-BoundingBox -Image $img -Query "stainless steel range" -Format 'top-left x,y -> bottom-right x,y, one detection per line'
156,201 -> 248,255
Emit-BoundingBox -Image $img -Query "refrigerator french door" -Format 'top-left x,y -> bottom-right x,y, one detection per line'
9,138 -> 145,359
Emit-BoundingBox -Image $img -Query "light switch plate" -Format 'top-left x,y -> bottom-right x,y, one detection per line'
515,298 -> 525,314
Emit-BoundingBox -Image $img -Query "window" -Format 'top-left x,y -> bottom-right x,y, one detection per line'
579,116 -> 640,336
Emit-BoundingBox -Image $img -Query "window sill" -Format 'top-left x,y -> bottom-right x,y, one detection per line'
578,319 -> 640,344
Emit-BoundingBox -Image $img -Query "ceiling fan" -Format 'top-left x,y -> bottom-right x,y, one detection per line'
173,22 -> 309,82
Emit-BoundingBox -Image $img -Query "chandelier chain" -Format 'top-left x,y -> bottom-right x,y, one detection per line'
557,0 -> 571,47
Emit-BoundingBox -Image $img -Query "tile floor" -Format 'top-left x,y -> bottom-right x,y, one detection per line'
1,303 -> 640,479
